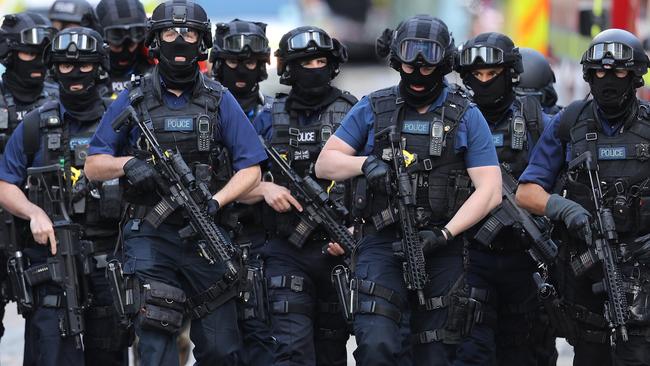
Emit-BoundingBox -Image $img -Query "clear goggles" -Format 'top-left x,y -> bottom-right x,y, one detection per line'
459,46 -> 504,66
105,25 -> 146,45
223,33 -> 268,53
287,30 -> 333,51
20,26 -> 57,46
52,32 -> 98,52
398,38 -> 444,64
585,42 -> 633,62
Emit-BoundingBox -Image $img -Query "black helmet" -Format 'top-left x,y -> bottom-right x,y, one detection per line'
517,48 -> 555,90
146,0 -> 211,61
377,15 -> 455,75
581,28 -> 649,86
456,32 -> 523,82
48,0 -> 100,31
275,26 -> 347,84
44,26 -> 109,72
95,0 -> 147,45
0,12 -> 56,66
211,19 -> 270,81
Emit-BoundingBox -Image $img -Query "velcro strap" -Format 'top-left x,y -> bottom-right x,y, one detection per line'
413,329 -> 449,344
40,294 -> 63,308
268,275 -> 309,293
355,300 -> 401,323
270,301 -> 313,316
406,158 -> 433,174
86,305 -> 114,319
318,302 -> 341,314
354,279 -> 403,308
316,327 -> 349,341
187,279 -> 238,319
421,295 -> 450,311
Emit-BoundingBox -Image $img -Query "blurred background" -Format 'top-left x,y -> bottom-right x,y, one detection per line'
0,0 -> 642,364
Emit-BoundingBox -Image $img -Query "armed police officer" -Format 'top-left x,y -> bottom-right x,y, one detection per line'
239,25 -> 357,366
315,15 -> 502,366
211,19 -> 272,121
515,48 -> 562,115
0,26 -> 127,365
84,1 -> 266,365
48,0 -> 100,32
516,29 -> 650,366
95,0 -> 153,97
455,32 -> 549,366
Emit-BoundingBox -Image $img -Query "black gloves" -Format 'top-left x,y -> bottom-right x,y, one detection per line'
545,194 -> 592,243
123,158 -> 162,192
362,155 -> 390,189
207,199 -> 220,217
419,228 -> 449,255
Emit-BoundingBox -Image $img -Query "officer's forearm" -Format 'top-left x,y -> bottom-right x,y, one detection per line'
515,183 -> 550,216
237,181 -> 270,205
315,149 -> 365,181
445,166 -> 502,236
84,154 -> 133,181
0,180 -> 46,221
213,165 -> 261,206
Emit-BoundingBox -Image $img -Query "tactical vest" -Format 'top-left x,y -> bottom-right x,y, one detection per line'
0,82 -> 58,153
106,61 -> 153,98
490,96 -> 544,178
361,85 -> 472,229
128,72 -> 232,201
22,98 -> 120,238
560,100 -> 650,237
265,92 -> 357,237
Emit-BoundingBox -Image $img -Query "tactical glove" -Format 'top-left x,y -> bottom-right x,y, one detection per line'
545,194 -> 592,243
123,158 -> 162,192
419,228 -> 448,255
362,155 -> 390,189
207,199 -> 220,217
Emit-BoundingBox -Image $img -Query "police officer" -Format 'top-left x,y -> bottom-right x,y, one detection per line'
211,19 -> 271,121
0,26 -> 124,365
315,15 -> 502,366
240,25 -> 356,365
84,1 -> 266,364
95,0 -> 153,97
0,10 -> 58,341
211,18 -> 277,365
48,0 -> 101,32
516,28 -> 650,366
515,48 -> 562,115
455,32 -> 549,366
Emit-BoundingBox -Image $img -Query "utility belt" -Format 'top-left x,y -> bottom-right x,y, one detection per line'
106,259 -> 239,334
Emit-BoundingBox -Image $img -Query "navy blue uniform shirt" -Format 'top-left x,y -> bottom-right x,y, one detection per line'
519,106 -> 622,191
88,81 -> 266,171
334,82 -> 499,168
0,104 -> 93,185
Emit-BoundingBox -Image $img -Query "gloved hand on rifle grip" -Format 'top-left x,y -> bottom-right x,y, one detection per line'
207,199 -> 220,217
419,228 -> 448,255
545,194 -> 592,244
362,155 -> 390,192
123,158 -> 165,193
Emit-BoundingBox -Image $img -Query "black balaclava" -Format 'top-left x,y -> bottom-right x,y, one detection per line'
55,64 -> 104,121
3,53 -> 47,103
286,62 -> 340,111
220,61 -> 261,111
466,70 -> 515,123
158,36 -> 199,90
398,66 -> 445,108
109,40 -> 139,75
590,70 -> 637,121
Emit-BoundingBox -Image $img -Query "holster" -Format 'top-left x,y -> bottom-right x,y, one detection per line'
139,280 -> 186,334
238,256 -> 270,323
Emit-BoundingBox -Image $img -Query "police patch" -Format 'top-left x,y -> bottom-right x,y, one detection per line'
70,137 -> 91,150
598,146 -> 626,160
164,117 -> 194,131
402,120 -> 430,135
492,133 -> 504,147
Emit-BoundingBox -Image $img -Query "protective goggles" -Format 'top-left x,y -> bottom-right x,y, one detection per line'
52,32 -> 98,52
459,46 -> 504,66
104,25 -> 146,45
160,27 -> 199,42
287,30 -> 333,51
585,42 -> 633,62
223,33 -> 268,53
398,38 -> 445,64
20,26 -> 57,46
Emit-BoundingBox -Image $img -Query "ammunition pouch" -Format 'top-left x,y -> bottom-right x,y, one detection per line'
139,281 -> 186,334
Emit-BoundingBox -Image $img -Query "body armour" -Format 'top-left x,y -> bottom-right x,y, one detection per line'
560,99 -> 650,238
0,81 -> 58,153
126,69 -> 232,204
106,59 -> 152,98
358,85 -> 472,230
22,98 -> 119,238
264,91 -> 357,238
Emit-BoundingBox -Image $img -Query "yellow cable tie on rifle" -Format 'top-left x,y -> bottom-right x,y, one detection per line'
327,180 -> 336,195
70,167 -> 82,186
403,150 -> 415,167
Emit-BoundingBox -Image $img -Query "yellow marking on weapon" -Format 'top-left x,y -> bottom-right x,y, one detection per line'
70,167 -> 82,185
403,150 -> 415,167
280,153 -> 288,162
327,180 -> 336,195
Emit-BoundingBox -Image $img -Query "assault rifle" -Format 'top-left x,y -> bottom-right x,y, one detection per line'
474,164 -> 558,266
568,151 -> 629,344
112,105 -> 239,282
259,136 -> 356,258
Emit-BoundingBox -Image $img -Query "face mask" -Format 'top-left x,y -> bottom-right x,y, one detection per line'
157,36 -> 200,90
466,71 -> 514,123
55,64 -> 97,95
290,63 -> 332,96
55,64 -> 103,121
3,54 -> 47,102
220,62 -> 259,97
590,70 -> 636,120
109,40 -> 138,74
398,66 -> 444,108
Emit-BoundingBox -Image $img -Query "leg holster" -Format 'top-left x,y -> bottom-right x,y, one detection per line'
350,278 -> 403,323
238,255 -> 270,323
138,281 -> 186,334
268,275 -> 314,316
186,276 -> 239,320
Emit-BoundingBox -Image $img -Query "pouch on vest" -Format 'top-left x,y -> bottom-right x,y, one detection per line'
139,281 -> 186,334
